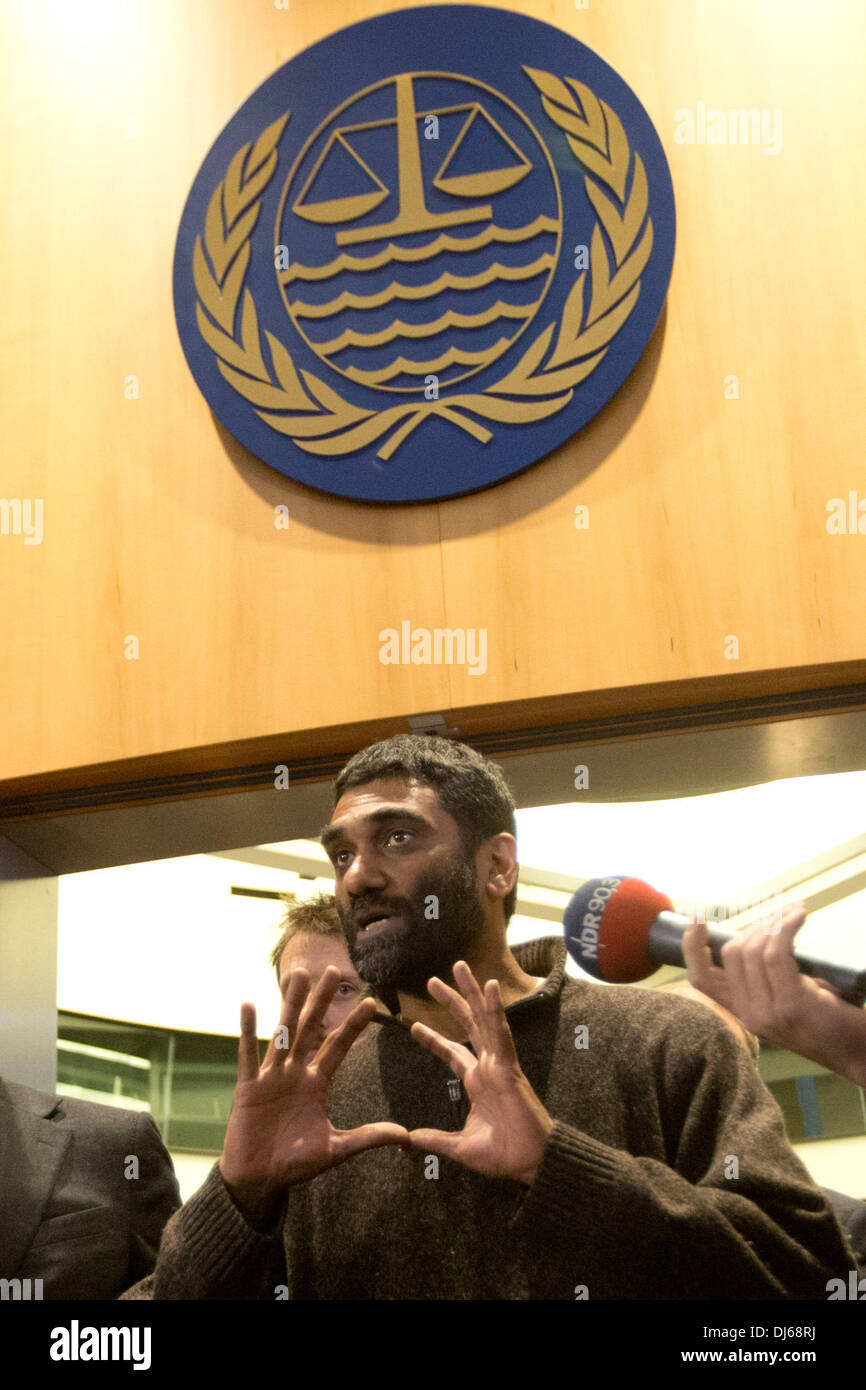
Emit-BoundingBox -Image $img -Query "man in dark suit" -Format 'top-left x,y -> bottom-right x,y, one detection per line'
0,1075 -> 181,1299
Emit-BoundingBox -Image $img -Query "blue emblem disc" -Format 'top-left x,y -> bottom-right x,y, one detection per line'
173,5 -> 675,502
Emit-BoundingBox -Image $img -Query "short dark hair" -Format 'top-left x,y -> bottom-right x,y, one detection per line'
333,735 -> 518,922
269,891 -> 344,982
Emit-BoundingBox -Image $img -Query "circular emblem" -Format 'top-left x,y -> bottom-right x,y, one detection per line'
174,5 -> 676,502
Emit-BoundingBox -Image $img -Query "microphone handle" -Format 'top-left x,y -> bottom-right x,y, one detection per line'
650,911 -> 866,1007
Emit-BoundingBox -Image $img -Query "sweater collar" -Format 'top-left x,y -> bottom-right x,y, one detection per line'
512,935 -> 567,999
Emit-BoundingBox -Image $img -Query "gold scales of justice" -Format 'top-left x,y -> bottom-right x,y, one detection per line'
291,73 -> 534,247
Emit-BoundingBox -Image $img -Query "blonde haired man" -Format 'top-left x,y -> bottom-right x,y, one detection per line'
270,893 -> 368,1052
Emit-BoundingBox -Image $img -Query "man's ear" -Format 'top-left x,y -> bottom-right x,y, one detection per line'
481,832 -> 518,903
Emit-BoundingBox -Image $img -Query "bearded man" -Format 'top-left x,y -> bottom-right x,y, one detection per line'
122,736 -> 855,1299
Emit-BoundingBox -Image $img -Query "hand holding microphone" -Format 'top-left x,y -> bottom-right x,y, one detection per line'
682,905 -> 866,1088
564,875 -> 866,1087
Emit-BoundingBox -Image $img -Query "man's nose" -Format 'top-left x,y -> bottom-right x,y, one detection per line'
342,847 -> 387,896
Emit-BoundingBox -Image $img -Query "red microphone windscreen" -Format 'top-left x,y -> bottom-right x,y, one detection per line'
564,876 -> 674,982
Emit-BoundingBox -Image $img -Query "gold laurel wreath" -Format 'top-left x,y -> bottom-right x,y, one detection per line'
193,71 -> 654,461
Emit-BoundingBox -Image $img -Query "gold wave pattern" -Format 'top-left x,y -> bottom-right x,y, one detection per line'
345,340 -> 514,384
317,301 -> 534,355
289,254 -> 554,319
280,215 -> 560,283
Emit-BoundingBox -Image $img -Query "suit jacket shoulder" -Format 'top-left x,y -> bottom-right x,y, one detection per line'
0,1076 -> 180,1299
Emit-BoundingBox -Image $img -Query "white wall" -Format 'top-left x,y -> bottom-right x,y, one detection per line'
55,850 -> 579,1035
58,855 -> 333,1037
170,1151 -> 217,1204
794,1135 -> 866,1200
0,836 -> 58,1091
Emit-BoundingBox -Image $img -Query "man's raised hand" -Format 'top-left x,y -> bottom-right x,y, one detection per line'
406,961 -> 554,1186
683,903 -> 866,1087
219,966 -> 409,1223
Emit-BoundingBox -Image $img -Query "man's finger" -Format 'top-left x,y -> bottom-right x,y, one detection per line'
291,965 -> 343,1060
263,968 -> 309,1069
314,995 -> 379,1081
721,933 -> 773,1031
452,960 -> 497,1051
814,978 -> 842,997
682,920 -> 731,1006
746,906 -> 810,1022
409,1020 -> 473,1078
484,977 -> 520,1067
237,1002 -> 260,1083
330,1122 -> 411,1166
751,900 -> 807,944
755,907 -> 807,983
727,904 -> 806,1016
426,974 -> 481,1047
406,1128 -> 464,1161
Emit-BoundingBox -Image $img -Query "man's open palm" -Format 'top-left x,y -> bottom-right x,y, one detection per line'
220,967 -> 409,1209
407,961 -> 553,1186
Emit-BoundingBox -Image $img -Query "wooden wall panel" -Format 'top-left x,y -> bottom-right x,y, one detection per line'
440,0 -> 866,709
1,0 -> 864,789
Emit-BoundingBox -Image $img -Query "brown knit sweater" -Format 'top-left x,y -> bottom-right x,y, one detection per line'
120,939 -> 855,1299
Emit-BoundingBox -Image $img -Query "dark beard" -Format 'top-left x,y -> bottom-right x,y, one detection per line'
340,853 -> 484,999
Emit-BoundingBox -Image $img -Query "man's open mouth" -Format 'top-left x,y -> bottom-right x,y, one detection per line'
357,913 -> 404,937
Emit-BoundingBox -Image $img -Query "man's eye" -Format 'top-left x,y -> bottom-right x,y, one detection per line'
338,983 -> 358,997
333,850 -> 351,867
387,830 -> 412,846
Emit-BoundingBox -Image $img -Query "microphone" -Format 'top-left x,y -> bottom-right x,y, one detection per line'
563,875 -> 866,1006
